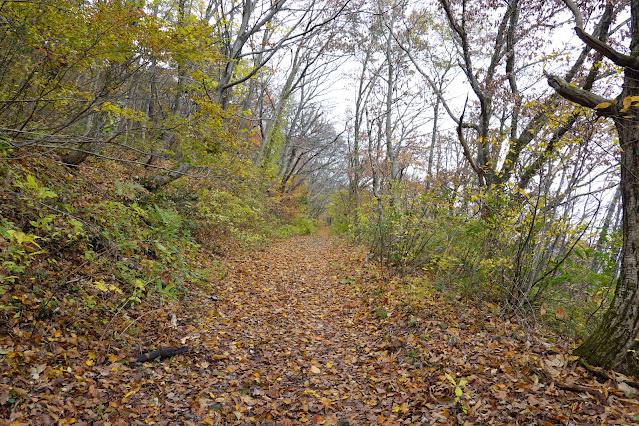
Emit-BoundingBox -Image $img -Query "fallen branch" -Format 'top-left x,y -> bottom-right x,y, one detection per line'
538,368 -> 608,406
183,289 -> 220,301
134,346 -> 190,363
554,381 -> 608,406
579,360 -> 639,391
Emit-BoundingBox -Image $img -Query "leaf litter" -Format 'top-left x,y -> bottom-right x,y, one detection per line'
2,234 -> 639,424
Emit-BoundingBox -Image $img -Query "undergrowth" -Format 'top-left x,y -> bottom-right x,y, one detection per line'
0,153 -> 315,344
330,186 -> 619,342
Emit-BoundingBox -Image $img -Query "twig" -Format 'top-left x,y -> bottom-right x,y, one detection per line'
553,381 -> 608,406
538,367 -> 608,406
134,346 -> 190,363
183,289 -> 220,301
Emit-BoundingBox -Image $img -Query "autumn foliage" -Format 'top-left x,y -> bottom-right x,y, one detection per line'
2,0 -> 639,423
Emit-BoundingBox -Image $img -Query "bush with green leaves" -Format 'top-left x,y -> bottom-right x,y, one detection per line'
330,184 -> 619,336
276,214 -> 318,237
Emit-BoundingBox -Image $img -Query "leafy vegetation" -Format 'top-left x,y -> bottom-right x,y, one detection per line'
2,0 -> 639,423
336,183 -> 620,341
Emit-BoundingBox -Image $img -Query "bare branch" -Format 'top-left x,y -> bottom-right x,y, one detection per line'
561,0 -> 637,68
560,0 -> 583,29
574,27 -> 638,68
457,98 -> 485,185
545,72 -> 616,116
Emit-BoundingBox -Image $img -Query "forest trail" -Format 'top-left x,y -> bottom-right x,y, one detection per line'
4,234 -> 639,424
190,233 -> 408,424
121,234 -> 638,425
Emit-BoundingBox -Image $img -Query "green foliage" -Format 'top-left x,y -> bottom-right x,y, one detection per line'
326,190 -> 353,235
372,306 -> 388,319
193,188 -> 270,246
329,183 -> 619,339
354,191 -> 460,273
0,0 -> 164,132
276,214 -> 318,237
445,373 -> 470,414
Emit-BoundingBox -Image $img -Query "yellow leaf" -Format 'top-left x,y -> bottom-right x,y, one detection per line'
109,283 -> 123,294
556,305 -> 567,320
623,96 -> 633,109
93,280 -> 108,292
85,359 -> 93,366
53,330 -> 61,338
455,387 -> 463,397
594,102 -> 612,109
445,373 -> 455,385
392,406 -> 400,413
326,362 -> 333,368
108,353 -> 118,362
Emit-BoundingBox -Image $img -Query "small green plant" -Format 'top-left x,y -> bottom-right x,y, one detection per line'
154,280 -> 177,300
14,174 -> 57,202
0,218 -> 45,282
372,306 -> 388,319
127,279 -> 147,306
445,373 -> 470,413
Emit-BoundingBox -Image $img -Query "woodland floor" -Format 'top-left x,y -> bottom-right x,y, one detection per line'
2,232 -> 639,425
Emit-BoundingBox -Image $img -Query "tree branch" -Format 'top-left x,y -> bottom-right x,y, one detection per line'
545,72 -> 616,116
574,27 -> 639,69
457,99 -> 485,186
560,0 -> 637,67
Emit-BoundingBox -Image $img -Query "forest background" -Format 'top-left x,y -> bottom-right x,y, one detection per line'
1,0 -> 638,387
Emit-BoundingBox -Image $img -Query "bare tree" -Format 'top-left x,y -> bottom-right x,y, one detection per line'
435,0 -> 622,190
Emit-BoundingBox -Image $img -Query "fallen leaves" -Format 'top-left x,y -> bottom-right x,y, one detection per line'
2,234 -> 639,424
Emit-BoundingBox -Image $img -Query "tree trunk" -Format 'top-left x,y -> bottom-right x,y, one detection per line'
574,107 -> 639,375
140,162 -> 191,192
546,0 -> 639,376
591,187 -> 621,272
60,113 -> 107,166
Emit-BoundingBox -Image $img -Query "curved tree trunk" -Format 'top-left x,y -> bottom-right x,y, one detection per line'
547,0 -> 639,376
140,162 -> 191,192
60,113 -> 108,166
574,102 -> 639,375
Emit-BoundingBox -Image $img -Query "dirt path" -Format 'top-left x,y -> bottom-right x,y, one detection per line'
195,234 -> 411,424
9,234 -> 636,425
112,234 -> 638,425
146,234 -> 639,425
